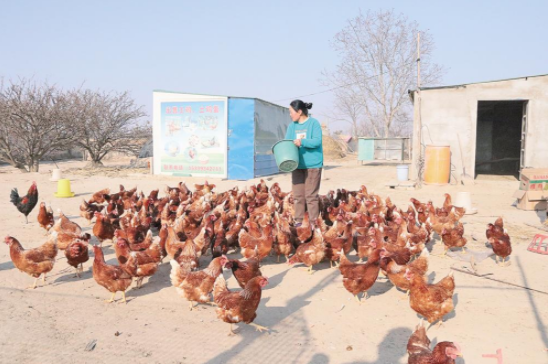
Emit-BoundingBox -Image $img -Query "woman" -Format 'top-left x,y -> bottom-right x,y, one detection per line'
285,100 -> 323,226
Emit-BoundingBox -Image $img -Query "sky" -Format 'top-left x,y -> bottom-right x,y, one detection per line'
1,0 -> 547,133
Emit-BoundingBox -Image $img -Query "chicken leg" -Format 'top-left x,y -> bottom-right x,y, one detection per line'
249,322 -> 269,333
120,291 -> 128,304
105,292 -> 116,303
25,215 -> 28,224
308,266 -> 314,275
26,278 -> 39,289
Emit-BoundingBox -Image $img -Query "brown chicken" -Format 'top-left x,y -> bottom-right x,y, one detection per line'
406,269 -> 455,327
118,240 -> 160,289
213,275 -> 269,335
407,320 -> 431,355
274,212 -> 294,262
51,211 -> 91,250
380,253 -> 428,296
408,320 -> 463,363
37,202 -> 54,231
295,211 -> 312,243
354,227 -> 379,262
169,256 -> 228,310
426,204 -> 459,235
489,234 -> 512,266
89,188 -> 110,204
338,248 -> 382,303
324,221 -> 353,268
65,239 -> 89,277
486,217 -> 506,240
288,228 -> 326,274
79,199 -> 103,224
238,221 -> 274,261
92,245 -> 132,303
440,223 -> 467,254
93,212 -> 116,246
4,235 -> 57,289
225,256 -> 262,289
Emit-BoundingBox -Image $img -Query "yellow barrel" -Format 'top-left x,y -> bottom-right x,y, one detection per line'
424,145 -> 450,185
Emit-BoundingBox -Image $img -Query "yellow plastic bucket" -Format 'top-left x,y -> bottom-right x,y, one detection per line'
54,179 -> 75,198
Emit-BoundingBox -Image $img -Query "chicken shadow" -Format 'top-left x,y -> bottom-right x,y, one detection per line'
202,269 -> 339,364
515,256 -> 548,350
51,266 -> 94,285
343,326 -> 413,364
368,279 -> 394,297
262,267 -> 290,290
126,262 -> 173,299
0,261 -> 15,271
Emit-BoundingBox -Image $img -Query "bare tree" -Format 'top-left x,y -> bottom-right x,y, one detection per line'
0,79 -> 77,172
322,10 -> 444,137
71,89 -> 149,168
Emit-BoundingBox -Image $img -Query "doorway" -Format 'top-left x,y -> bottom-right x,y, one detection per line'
475,100 -> 527,178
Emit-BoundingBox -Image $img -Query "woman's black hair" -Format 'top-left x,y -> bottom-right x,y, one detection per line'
290,100 -> 313,117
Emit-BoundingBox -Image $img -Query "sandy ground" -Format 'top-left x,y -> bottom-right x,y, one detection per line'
0,158 -> 547,364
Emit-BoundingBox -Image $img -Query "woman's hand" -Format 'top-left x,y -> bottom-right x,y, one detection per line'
293,139 -> 302,147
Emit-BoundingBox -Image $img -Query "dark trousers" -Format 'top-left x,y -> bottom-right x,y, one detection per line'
292,168 -> 322,223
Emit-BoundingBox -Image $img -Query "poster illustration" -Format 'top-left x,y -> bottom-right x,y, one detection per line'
159,100 -> 227,177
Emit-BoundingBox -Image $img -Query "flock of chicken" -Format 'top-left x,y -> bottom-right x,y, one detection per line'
6,179 -> 514,362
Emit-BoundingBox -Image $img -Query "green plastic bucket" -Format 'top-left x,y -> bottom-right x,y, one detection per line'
272,139 -> 299,172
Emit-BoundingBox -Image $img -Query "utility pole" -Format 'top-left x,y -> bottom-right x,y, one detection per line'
416,31 -> 423,187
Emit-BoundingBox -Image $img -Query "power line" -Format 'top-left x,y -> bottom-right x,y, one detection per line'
273,61 -> 416,102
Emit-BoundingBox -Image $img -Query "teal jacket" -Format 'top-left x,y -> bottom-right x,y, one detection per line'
285,117 -> 323,169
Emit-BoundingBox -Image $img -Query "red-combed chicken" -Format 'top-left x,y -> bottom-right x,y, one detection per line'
213,275 -> 269,335
288,228 -> 326,274
407,320 -> 431,355
93,212 -> 116,246
37,202 -> 54,231
238,221 -> 274,261
169,256 -> 228,310
489,233 -> 512,267
225,256 -> 262,289
339,248 -> 382,303
121,242 -> 161,289
65,239 -> 89,278
51,210 -> 91,250
380,253 -> 428,296
426,204 -> 459,235
89,188 -> 110,204
440,223 -> 467,254
92,245 -> 133,303
486,217 -> 507,240
406,269 -> 455,327
324,221 -> 353,268
354,227 -> 378,262
407,321 -> 463,363
10,181 -> 39,224
4,235 -> 57,289
79,199 -> 103,224
295,211 -> 313,243
274,212 -> 294,262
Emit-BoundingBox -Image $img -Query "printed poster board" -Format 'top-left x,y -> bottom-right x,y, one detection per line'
153,92 -> 228,178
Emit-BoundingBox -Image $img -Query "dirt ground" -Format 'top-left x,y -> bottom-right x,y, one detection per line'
1,157 -> 547,364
